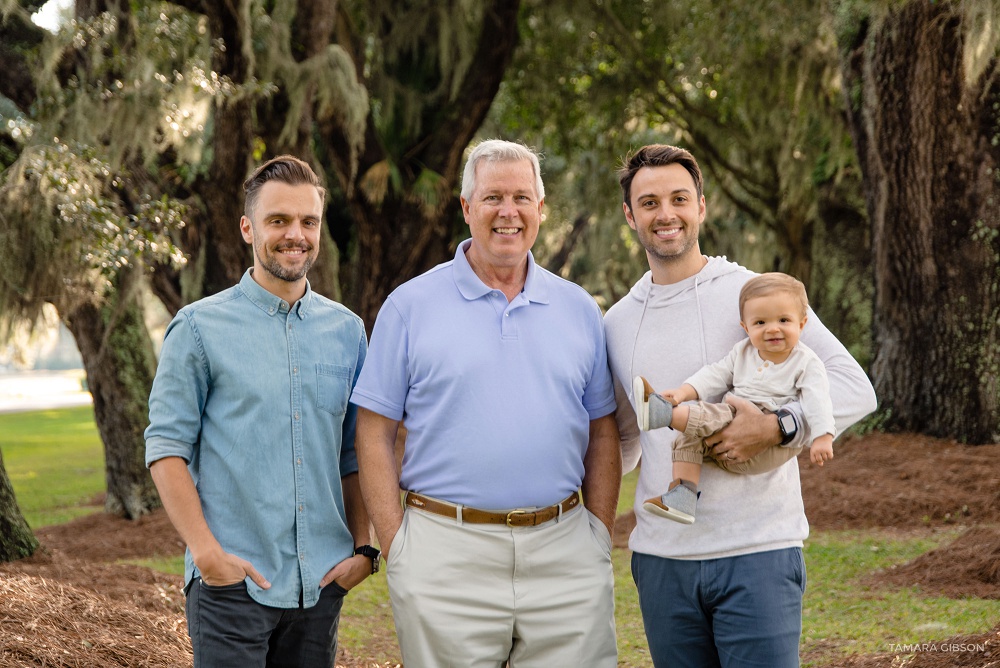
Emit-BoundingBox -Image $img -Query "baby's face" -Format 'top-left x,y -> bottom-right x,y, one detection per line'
740,292 -> 807,363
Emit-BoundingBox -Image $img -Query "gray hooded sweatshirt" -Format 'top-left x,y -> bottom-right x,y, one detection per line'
604,256 -> 877,560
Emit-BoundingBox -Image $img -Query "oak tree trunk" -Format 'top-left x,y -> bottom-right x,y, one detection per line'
63,275 -> 161,518
840,1 -> 1000,443
0,450 -> 38,562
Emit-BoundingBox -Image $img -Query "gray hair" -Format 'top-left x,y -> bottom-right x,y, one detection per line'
460,139 -> 545,201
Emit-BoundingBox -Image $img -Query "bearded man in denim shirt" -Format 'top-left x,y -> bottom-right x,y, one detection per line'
145,155 -> 374,668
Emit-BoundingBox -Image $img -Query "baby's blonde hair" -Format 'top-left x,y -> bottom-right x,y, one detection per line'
738,273 -> 809,320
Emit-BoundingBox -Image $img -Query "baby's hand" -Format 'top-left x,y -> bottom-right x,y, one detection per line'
810,434 -> 834,466
659,389 -> 684,406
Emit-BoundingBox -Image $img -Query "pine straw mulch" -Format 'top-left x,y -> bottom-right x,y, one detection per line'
0,570 -> 189,667
2,431 -> 999,667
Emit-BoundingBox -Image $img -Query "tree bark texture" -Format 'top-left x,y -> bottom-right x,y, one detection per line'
840,1 -> 1000,443
0,450 -> 38,562
63,279 -> 161,519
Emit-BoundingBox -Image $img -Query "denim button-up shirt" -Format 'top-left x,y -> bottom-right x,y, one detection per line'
145,270 -> 366,608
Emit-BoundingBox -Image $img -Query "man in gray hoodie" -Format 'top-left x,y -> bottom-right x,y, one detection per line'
604,144 -> 877,668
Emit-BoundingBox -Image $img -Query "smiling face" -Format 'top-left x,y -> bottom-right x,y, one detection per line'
461,158 -> 542,275
740,291 -> 808,363
624,163 -> 706,279
240,180 -> 323,301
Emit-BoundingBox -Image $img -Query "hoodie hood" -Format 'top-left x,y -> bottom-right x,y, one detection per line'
626,255 -> 746,308
617,256 -> 749,382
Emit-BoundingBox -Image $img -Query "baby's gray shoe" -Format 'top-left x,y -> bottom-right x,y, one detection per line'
643,480 -> 698,524
647,394 -> 673,430
632,376 -> 673,431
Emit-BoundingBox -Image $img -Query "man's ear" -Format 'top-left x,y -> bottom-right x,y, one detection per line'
623,202 -> 636,230
240,216 -> 254,244
460,197 -> 471,227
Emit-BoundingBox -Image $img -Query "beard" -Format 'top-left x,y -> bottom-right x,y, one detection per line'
253,242 -> 317,283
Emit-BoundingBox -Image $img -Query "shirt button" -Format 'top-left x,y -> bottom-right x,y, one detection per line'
297,458 -> 302,465
299,554 -> 305,561
758,367 -> 763,372
293,367 -> 298,374
299,505 -> 304,511
294,412 -> 300,420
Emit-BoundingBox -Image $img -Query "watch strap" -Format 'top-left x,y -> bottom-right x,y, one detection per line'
355,545 -> 380,574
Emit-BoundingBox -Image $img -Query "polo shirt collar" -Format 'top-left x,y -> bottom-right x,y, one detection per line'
452,238 -> 550,305
239,268 -> 313,319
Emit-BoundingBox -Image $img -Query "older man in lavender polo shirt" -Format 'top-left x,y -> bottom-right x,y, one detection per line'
351,139 -> 621,666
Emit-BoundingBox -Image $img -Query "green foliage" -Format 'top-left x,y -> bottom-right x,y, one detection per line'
361,0 -> 485,144
1,406 -> 104,528
0,138 -> 186,336
489,0 -> 872,366
30,5 -> 227,169
252,5 -> 367,181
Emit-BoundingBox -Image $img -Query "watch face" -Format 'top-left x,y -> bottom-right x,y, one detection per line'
779,413 -> 796,434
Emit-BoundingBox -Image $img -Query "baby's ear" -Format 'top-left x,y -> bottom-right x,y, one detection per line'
739,320 -> 749,335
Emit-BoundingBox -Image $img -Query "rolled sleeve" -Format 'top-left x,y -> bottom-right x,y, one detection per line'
145,313 -> 207,467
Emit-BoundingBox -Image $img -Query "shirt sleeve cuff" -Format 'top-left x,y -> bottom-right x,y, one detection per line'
145,436 -> 193,468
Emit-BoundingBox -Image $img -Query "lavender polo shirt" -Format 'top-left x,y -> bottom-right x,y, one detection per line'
351,239 -> 616,509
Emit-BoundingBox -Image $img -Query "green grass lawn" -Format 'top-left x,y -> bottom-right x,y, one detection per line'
2,408 -> 998,666
801,529 -> 1000,665
2,405 -> 105,527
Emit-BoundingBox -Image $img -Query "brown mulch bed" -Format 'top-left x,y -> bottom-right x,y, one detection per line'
866,525 -> 1000,601
798,433 -> 1000,530
3,431 -> 999,667
32,499 -> 186,562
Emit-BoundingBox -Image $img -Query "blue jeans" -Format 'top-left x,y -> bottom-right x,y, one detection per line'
186,578 -> 347,668
632,548 -> 806,668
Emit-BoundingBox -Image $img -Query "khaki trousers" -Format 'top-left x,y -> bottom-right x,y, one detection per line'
386,503 -> 617,667
674,397 -> 803,474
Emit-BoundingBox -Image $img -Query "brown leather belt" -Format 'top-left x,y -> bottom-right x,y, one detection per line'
403,491 -> 581,527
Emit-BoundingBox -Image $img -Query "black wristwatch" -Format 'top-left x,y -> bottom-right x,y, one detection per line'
775,408 -> 799,445
355,545 -> 380,574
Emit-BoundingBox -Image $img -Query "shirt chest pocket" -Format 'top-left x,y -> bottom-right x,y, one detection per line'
316,363 -> 352,416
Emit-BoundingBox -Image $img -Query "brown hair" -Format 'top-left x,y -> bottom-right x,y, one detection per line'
617,144 -> 704,210
738,273 -> 809,320
243,155 -> 325,220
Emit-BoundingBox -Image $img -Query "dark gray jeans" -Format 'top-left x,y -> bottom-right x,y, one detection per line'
185,578 -> 347,668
